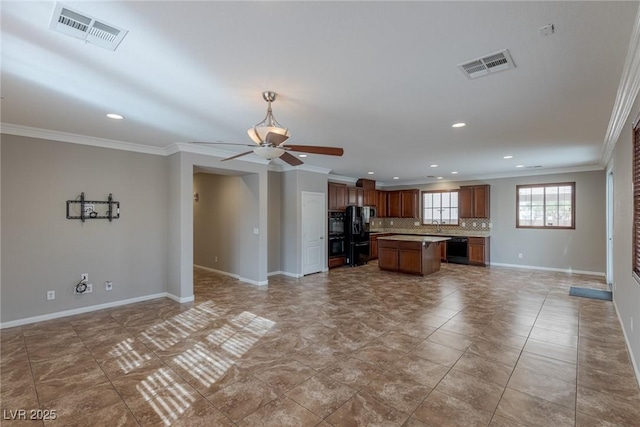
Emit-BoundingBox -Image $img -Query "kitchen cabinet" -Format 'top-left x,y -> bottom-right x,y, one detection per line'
348,187 -> 364,207
378,236 -> 446,275
329,256 -> 345,269
364,190 -> 376,207
440,241 -> 447,262
370,233 -> 391,260
468,236 -> 490,266
401,189 -> 419,218
377,191 -> 388,217
328,183 -> 348,211
459,185 -> 490,218
387,189 -> 420,218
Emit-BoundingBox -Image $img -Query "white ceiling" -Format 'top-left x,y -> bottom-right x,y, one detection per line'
1,1 -> 637,184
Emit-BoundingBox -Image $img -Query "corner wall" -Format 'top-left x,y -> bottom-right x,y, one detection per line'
1,135 -> 169,324
611,96 -> 640,380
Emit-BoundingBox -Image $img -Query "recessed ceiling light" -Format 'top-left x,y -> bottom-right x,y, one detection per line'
451,171 -> 459,174
367,171 -> 374,175
503,155 -> 513,159
299,154 -> 307,158
452,122 -> 466,128
393,176 -> 399,180
516,165 -> 525,168
430,164 -> 438,168
437,177 -> 443,180
106,113 -> 124,120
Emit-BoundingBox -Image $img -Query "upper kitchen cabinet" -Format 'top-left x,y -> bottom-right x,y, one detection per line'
377,191 -> 388,218
348,187 -> 364,207
328,183 -> 348,211
364,190 -> 377,207
459,185 -> 490,218
387,189 -> 419,218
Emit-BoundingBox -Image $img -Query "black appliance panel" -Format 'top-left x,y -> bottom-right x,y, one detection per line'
329,212 -> 345,235
447,237 -> 469,264
329,235 -> 345,257
345,206 -> 370,266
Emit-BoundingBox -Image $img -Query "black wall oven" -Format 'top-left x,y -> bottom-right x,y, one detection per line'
329,235 -> 345,257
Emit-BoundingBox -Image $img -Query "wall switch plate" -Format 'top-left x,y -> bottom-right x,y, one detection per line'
81,273 -> 88,281
632,317 -> 634,332
518,253 -> 523,259
86,284 -> 93,293
105,281 -> 113,291
46,290 -> 55,300
253,228 -> 259,235
214,256 -> 218,262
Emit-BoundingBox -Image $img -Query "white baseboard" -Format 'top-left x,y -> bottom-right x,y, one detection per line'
268,271 -> 302,278
166,293 -> 195,303
613,299 -> 640,388
490,262 -> 605,277
194,264 -> 269,286
0,292 -> 168,329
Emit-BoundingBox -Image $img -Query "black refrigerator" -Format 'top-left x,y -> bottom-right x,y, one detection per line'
345,206 -> 370,266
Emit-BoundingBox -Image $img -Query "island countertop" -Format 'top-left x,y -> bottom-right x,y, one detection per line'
378,235 -> 451,243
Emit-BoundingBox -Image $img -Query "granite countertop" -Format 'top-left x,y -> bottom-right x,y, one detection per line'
370,229 -> 490,237
378,235 -> 451,243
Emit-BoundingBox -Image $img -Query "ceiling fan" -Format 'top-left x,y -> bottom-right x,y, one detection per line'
192,91 -> 344,166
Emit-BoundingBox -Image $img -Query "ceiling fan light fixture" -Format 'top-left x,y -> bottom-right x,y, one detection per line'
253,146 -> 285,160
247,91 -> 289,144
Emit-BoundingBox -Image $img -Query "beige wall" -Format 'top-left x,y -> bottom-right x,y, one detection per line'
1,135 -> 169,323
611,96 -> 640,379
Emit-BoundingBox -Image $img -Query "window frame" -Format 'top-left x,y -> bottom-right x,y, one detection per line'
516,182 -> 576,230
421,189 -> 460,226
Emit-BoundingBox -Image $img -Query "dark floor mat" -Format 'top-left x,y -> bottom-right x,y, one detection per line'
569,286 -> 613,301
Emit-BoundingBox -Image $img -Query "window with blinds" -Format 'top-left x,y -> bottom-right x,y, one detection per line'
633,123 -> 640,276
516,183 -> 575,229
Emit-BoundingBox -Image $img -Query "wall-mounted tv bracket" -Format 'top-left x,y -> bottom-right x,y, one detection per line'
66,192 -> 120,222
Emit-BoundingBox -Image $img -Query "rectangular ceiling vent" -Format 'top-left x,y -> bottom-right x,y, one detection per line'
49,3 -> 128,51
458,49 -> 516,79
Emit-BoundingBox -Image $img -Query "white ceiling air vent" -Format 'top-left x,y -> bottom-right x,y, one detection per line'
49,3 -> 128,51
458,49 -> 516,79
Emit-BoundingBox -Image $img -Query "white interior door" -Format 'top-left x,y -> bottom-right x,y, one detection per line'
302,191 -> 325,275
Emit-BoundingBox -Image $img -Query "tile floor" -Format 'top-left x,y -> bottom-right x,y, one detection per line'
1,262 -> 640,426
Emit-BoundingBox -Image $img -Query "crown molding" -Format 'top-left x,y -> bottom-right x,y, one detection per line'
0,123 -> 167,156
376,164 -> 604,187
327,174 -> 358,184
601,4 -> 640,166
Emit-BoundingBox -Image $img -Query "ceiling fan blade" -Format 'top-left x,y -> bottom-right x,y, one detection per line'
280,151 -> 304,166
283,145 -> 344,156
191,142 -> 255,147
221,150 -> 255,161
265,132 -> 289,146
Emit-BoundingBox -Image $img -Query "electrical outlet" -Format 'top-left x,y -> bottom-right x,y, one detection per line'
518,253 -> 523,259
253,228 -> 259,235
461,222 -> 466,227
473,222 -> 477,227
414,221 -> 420,226
81,273 -> 88,282
482,222 -> 486,228
85,284 -> 93,293
215,256 -> 218,262
105,281 -> 113,291
390,221 -> 394,225
46,290 -> 55,300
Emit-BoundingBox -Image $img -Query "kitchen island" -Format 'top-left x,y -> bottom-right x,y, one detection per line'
378,235 -> 450,276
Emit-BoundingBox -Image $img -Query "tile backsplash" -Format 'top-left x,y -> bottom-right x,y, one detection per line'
370,217 -> 492,235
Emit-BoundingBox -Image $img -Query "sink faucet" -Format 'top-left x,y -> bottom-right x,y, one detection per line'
432,220 -> 442,233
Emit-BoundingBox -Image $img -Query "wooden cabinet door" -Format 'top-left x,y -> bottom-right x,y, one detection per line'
328,184 -> 337,210
399,249 -> 421,274
336,185 -> 347,210
440,241 -> 447,262
364,190 -> 376,207
347,187 -> 357,206
468,237 -> 488,266
377,191 -> 388,217
378,247 -> 398,270
401,190 -> 419,218
388,191 -> 401,217
473,186 -> 490,218
459,186 -> 473,218
356,188 -> 364,207
370,236 -> 378,259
